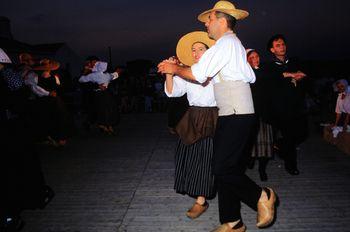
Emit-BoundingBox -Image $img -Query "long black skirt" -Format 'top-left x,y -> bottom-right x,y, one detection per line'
174,137 -> 216,200
93,90 -> 116,126
251,118 -> 274,158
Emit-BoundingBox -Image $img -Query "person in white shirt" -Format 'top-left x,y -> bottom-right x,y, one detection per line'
79,61 -> 118,88
158,1 -> 277,231
19,53 -> 55,98
333,79 -> 350,130
79,61 -> 119,135
165,31 -> 217,219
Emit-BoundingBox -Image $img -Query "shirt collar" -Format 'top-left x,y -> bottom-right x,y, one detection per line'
273,56 -> 289,66
224,31 -> 234,36
339,90 -> 350,96
220,31 -> 235,40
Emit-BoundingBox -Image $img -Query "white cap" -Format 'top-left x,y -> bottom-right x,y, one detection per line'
245,48 -> 255,55
0,48 -> 12,64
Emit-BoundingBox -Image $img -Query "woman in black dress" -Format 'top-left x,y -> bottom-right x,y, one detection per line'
247,49 -> 274,181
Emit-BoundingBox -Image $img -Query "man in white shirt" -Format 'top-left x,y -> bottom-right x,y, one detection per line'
158,1 -> 277,231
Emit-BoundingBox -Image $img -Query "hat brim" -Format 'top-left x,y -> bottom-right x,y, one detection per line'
0,59 -> 12,64
176,31 -> 215,66
33,62 -> 60,71
198,8 -> 249,22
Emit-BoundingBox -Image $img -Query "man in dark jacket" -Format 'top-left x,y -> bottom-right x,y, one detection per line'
264,34 -> 308,175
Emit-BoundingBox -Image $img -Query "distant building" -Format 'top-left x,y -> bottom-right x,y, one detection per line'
0,16 -> 13,39
0,16 -> 83,78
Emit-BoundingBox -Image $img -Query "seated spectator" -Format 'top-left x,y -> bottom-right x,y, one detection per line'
333,79 -> 350,133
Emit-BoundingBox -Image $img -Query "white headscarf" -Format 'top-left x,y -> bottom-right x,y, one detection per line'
333,79 -> 349,93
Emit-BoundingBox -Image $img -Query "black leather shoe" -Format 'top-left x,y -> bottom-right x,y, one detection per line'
1,216 -> 25,232
286,168 -> 300,175
39,185 -> 55,209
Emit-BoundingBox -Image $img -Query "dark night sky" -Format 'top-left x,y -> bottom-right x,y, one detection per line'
1,0 -> 350,66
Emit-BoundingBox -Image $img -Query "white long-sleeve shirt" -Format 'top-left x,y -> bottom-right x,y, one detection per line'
79,62 -> 118,87
24,71 -> 50,97
191,31 -> 255,84
165,75 -> 216,107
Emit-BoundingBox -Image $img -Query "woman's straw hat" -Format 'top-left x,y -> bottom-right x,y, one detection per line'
198,1 -> 249,22
33,58 -> 60,71
176,31 -> 215,66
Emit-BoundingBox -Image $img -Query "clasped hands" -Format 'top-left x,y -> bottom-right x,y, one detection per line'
157,56 -> 180,75
283,71 -> 306,81
49,90 -> 57,97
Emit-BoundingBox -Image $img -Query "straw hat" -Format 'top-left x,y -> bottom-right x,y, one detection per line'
0,48 -> 12,64
198,1 -> 249,22
176,31 -> 215,66
33,58 -> 60,71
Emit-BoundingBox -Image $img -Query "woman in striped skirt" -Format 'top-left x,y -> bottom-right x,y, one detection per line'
164,31 -> 218,219
247,49 -> 274,181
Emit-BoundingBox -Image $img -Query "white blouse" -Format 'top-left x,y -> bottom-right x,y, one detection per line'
165,75 -> 216,107
79,62 -> 118,87
24,71 -> 50,97
335,92 -> 350,114
191,31 -> 255,84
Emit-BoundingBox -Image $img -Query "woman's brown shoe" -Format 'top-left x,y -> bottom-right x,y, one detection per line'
186,201 -> 209,219
257,187 -> 277,228
210,222 -> 246,232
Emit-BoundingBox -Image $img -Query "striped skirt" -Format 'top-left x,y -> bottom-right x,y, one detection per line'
251,118 -> 274,158
174,137 -> 216,199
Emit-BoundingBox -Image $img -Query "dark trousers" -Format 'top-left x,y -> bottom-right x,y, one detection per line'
279,127 -> 298,170
0,119 -> 47,218
213,114 -> 262,223
278,115 -> 307,170
94,90 -> 114,126
28,96 -> 70,141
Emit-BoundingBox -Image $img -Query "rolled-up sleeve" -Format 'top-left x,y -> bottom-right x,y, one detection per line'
79,73 -> 95,83
164,76 -> 186,97
25,72 -> 50,97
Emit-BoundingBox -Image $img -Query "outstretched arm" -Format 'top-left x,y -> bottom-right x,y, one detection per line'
165,73 -> 174,94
